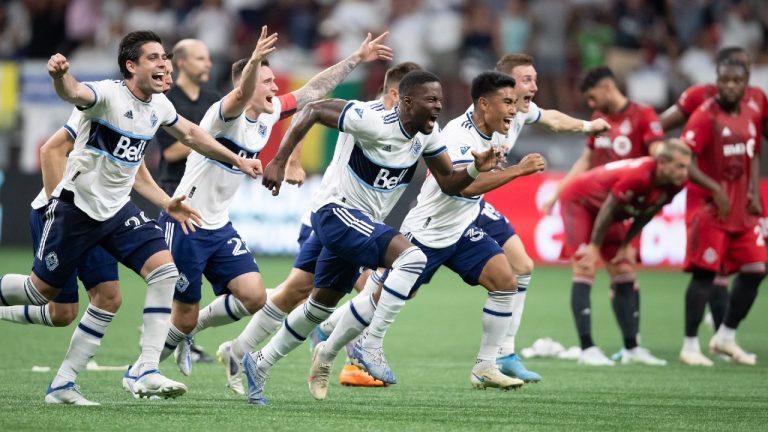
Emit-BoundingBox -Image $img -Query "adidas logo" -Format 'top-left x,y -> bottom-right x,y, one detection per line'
124,110 -> 133,119
722,127 -> 731,137
382,145 -> 392,152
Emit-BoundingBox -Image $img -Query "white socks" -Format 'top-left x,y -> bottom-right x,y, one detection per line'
321,293 -> 377,362
478,291 -> 515,361
683,336 -> 700,352
232,297 -> 287,360
320,270 -> 382,335
51,304 -> 115,387
363,247 -> 426,349
0,275 -> 48,306
0,304 -> 54,326
137,263 -> 178,374
160,323 -> 188,362
195,294 -> 251,334
259,298 -> 334,368
499,274 -> 530,356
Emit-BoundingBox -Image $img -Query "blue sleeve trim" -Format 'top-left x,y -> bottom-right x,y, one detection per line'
423,146 -> 447,158
163,114 -> 179,128
338,101 -> 356,133
63,124 -> 77,139
76,82 -> 99,111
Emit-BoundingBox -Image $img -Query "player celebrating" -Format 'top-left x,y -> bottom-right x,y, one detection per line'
0,31 -> 262,403
240,70 -> 500,405
545,66 -> 665,366
307,71 -> 547,400
561,140 -> 691,367
678,58 -> 766,367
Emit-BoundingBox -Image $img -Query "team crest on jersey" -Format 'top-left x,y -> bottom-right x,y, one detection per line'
619,119 -> 632,135
354,108 -> 364,119
703,247 -> 718,264
175,273 -> 190,293
258,122 -> 268,137
45,252 -> 59,271
411,137 -> 422,156
150,112 -> 158,128
460,146 -> 470,154
612,136 -> 632,156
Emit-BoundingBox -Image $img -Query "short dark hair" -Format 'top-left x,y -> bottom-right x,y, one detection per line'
717,57 -> 749,76
580,66 -> 614,93
470,71 -> 516,102
398,70 -> 441,97
383,62 -> 422,92
495,53 -> 534,75
231,58 -> 270,84
118,31 -> 163,79
716,46 -> 748,66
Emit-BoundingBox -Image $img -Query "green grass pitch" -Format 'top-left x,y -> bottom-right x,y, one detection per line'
0,247 -> 766,431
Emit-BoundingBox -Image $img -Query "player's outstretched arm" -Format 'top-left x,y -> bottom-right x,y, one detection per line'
659,104 -> 687,132
461,153 -> 545,197
220,26 -> 277,119
40,129 -> 75,198
262,99 -> 347,195
538,109 -> 611,134
542,147 -> 593,214
133,161 -> 201,234
291,32 -> 393,110
48,54 -> 95,107
164,116 -> 263,179
425,148 -> 501,196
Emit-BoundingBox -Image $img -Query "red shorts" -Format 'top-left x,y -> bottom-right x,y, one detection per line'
684,207 -> 767,274
560,199 -> 628,262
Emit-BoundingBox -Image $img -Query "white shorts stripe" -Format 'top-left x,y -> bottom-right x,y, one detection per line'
36,200 -> 58,260
332,208 -> 373,237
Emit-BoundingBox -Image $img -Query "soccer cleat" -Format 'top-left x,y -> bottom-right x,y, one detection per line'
308,326 -> 329,353
339,364 -> 386,387
679,349 -> 714,366
496,353 -> 542,382
122,365 -> 138,398
45,382 -> 99,406
619,347 -> 667,366
347,338 -> 397,384
242,352 -> 269,406
709,336 -> 757,366
578,346 -> 615,366
471,364 -> 524,390
308,342 -> 333,400
174,337 -> 193,376
133,369 -> 187,399
216,341 -> 245,395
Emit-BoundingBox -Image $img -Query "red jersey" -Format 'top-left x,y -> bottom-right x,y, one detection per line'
587,102 -> 664,167
682,97 -> 761,232
561,157 -> 684,220
677,84 -> 768,125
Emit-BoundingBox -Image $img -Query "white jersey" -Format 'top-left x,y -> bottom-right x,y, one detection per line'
311,100 -> 445,222
174,96 -> 285,229
401,110 -> 497,248
53,80 -> 178,221
464,101 -> 541,152
31,109 -> 84,210
301,99 -> 387,226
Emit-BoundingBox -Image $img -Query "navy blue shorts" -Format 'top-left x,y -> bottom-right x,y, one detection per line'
297,222 -> 313,248
475,199 -> 516,247
407,223 -> 503,296
293,229 -> 323,274
311,204 -> 397,293
32,191 -> 166,289
29,207 -> 118,303
161,214 -> 259,304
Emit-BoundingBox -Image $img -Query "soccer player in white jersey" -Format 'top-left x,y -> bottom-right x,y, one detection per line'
0,31 -> 263,403
237,70 -> 500,405
465,54 -> 611,382
215,62 -> 422,394
307,71 -> 548,400
154,28 -> 394,382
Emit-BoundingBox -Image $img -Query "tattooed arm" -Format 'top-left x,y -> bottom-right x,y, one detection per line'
291,32 -> 393,110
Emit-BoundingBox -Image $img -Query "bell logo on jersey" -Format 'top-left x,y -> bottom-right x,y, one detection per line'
373,168 -> 409,190
113,135 -> 148,162
722,140 -> 754,158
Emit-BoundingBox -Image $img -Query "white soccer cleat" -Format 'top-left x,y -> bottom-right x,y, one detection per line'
217,341 -> 245,395
308,342 -> 334,401
709,336 -> 757,366
174,337 -> 193,376
133,370 -> 187,399
578,346 -> 615,366
45,382 -> 100,406
470,364 -> 524,391
122,365 -> 139,398
679,349 -> 714,367
620,347 -> 667,366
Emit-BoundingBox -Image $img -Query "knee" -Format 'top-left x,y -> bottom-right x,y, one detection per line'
511,256 -> 534,276
394,246 -> 427,270
240,290 -> 267,314
48,304 -> 78,326
172,302 -> 199,333
88,282 -> 122,313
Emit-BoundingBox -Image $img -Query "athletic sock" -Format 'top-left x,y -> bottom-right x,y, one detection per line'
611,273 -> 638,349
137,263 -> 178,374
51,304 -> 114,387
499,273 -> 530,356
571,278 -> 594,349
160,323 -> 187,362
258,298 -> 334,369
194,294 -> 251,335
320,270 -> 383,336
0,275 -> 48,306
723,272 -> 764,330
709,275 -> 729,330
321,293 -> 376,362
0,304 -> 54,326
684,270 -> 715,337
478,291 -> 515,361
232,297 -> 287,360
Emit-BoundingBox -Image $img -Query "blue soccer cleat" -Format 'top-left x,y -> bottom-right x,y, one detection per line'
496,353 -> 542,383
347,337 -> 397,385
308,326 -> 329,353
242,352 -> 269,406
45,382 -> 99,405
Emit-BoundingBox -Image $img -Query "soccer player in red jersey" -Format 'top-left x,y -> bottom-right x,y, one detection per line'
660,47 -> 768,333
561,140 -> 691,366
678,59 -> 766,367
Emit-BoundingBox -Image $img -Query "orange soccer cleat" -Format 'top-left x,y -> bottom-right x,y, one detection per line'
338,364 -> 387,387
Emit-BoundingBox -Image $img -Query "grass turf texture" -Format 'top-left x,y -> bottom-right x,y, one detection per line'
0,247 -> 766,431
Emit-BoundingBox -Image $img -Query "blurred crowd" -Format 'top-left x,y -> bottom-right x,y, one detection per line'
1,0 -> 767,114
